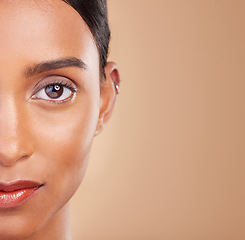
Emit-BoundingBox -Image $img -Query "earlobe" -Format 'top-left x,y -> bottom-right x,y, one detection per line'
94,62 -> 120,136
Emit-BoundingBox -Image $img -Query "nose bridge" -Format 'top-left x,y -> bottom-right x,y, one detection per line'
0,96 -> 33,167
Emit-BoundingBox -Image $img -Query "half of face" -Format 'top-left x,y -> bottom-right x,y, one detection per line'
0,0 -> 119,239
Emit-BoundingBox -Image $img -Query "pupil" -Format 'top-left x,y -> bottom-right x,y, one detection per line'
45,84 -> 63,99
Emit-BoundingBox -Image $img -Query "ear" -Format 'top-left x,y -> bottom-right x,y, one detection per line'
94,62 -> 120,136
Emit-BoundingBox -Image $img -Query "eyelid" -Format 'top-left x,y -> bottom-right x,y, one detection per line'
30,75 -> 79,105
32,75 -> 79,96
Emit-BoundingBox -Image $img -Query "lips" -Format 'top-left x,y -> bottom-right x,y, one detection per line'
0,180 -> 43,208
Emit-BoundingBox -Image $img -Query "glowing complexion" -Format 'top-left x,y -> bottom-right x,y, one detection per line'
0,0 -> 119,239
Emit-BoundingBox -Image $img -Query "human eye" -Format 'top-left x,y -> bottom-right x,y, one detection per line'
31,76 -> 78,103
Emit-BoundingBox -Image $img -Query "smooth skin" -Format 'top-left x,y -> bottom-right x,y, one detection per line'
0,0 -> 119,239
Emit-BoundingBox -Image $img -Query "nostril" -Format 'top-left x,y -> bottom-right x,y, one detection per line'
19,155 -> 30,161
0,154 -> 31,167
0,139 -> 34,167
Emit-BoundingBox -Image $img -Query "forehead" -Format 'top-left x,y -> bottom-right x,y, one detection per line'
0,0 -> 87,37
0,0 -> 81,24
0,0 -> 98,69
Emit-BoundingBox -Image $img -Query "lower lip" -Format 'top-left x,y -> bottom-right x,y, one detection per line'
0,187 -> 40,209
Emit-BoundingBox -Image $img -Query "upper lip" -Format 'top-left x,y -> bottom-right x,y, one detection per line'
0,180 -> 43,192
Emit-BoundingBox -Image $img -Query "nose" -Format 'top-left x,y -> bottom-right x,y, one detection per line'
0,98 -> 34,167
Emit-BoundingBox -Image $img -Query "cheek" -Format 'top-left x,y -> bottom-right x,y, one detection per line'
29,91 -> 100,203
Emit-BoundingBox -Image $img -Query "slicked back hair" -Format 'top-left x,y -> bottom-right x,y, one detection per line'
63,0 -> 111,81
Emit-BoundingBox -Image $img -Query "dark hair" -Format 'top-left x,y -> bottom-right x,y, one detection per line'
63,0 -> 110,80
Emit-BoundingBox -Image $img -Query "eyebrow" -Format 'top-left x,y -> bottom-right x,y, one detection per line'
25,57 -> 87,77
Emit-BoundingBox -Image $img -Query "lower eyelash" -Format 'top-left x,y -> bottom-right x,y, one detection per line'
43,91 -> 77,104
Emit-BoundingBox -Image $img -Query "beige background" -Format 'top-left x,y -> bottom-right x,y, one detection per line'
70,1 -> 245,239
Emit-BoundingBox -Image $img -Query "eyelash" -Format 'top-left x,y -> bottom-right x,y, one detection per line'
31,79 -> 79,104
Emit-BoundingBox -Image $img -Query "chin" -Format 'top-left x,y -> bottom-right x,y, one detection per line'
0,221 -> 38,240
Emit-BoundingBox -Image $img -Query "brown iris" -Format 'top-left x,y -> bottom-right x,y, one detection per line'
45,84 -> 63,99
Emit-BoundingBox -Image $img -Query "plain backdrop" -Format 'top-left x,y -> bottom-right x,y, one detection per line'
70,1 -> 245,239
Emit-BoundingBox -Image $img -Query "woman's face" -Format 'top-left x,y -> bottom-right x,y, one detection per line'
0,0 -> 115,239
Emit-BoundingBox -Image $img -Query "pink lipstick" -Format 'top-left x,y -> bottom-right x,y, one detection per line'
0,180 -> 43,208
